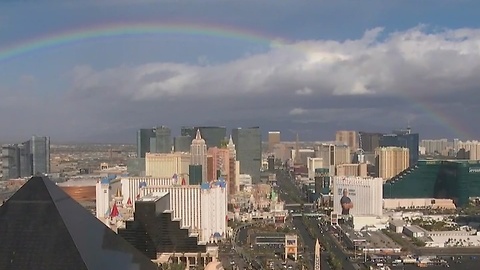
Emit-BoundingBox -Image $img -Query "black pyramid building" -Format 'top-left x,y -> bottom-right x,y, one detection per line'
0,176 -> 158,270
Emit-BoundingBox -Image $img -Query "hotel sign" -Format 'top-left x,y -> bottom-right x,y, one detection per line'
469,167 -> 480,173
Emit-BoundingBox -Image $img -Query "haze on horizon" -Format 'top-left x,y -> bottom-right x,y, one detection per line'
1,0 -> 480,143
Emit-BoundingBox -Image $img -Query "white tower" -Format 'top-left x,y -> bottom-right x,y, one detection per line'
95,179 -> 111,219
314,239 -> 321,270
191,129 -> 208,182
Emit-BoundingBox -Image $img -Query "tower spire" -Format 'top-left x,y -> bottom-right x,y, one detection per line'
294,132 -> 300,164
314,238 -> 321,270
195,129 -> 202,140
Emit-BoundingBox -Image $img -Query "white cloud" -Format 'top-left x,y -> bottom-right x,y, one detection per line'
289,108 -> 307,115
295,87 -> 313,95
70,26 -> 480,102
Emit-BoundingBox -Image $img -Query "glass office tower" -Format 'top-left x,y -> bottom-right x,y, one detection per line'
232,127 -> 262,183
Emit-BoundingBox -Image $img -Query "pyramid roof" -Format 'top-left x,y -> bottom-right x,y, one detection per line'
0,176 -> 157,270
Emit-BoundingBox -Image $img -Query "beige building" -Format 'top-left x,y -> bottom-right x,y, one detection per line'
145,152 -> 191,179
335,130 -> 358,151
307,157 -> 323,179
457,140 -> 480,160
315,144 -> 350,175
268,131 -> 281,152
335,163 -> 367,177
273,143 -> 291,162
375,147 -> 409,180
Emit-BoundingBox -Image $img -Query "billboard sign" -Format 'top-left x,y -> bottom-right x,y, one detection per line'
336,188 -> 355,216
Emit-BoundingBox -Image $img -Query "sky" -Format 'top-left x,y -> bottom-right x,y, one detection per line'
1,0 -> 480,143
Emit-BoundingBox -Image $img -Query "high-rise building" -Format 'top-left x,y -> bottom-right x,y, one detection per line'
181,126 -> 227,148
1,138 -> 43,180
335,130 -> 358,151
136,128 -> 156,158
232,127 -> 262,183
200,181 -> 228,242
174,135 -> 192,152
358,132 -> 383,152
227,135 -> 236,160
380,131 -> 419,165
335,163 -> 368,177
268,131 -> 281,152
154,126 -> 172,153
375,147 -> 410,180
30,135 -> 50,175
145,152 -> 191,179
315,144 -> 335,175
314,144 -> 351,175
208,147 -> 231,182
207,155 -> 215,183
332,176 -> 383,217
335,144 -> 351,165
18,141 -> 32,177
191,130 -> 208,182
1,145 -> 20,180
124,181 -> 228,243
457,140 -> 480,160
420,139 -> 449,156
189,165 -> 203,184
307,157 -> 323,179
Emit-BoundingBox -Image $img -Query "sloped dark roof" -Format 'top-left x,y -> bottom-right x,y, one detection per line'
0,176 -> 158,270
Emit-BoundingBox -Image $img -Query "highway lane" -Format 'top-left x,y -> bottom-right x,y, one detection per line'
276,169 -> 360,270
292,216 -> 331,270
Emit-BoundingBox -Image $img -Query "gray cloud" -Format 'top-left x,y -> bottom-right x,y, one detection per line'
61,26 -> 480,141
4,26 -> 480,143
70,26 -> 480,102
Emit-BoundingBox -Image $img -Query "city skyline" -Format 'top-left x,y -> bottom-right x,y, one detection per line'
2,1 -> 480,142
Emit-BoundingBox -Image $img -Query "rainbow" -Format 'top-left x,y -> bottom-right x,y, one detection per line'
412,97 -> 472,140
0,21 -> 288,62
0,21 -> 472,139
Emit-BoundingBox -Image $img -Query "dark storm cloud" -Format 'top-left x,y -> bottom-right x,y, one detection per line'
39,26 -> 480,141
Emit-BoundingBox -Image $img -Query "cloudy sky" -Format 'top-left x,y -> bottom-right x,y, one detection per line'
1,0 -> 480,143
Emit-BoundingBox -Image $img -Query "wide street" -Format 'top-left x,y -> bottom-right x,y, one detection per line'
276,169 -> 358,270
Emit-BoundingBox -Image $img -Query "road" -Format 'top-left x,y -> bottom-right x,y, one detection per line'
292,216 -> 330,269
276,169 -> 361,270
232,222 -> 265,269
218,242 -> 247,270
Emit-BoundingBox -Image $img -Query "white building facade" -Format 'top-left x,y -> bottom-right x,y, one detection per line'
332,176 -> 383,216
96,177 -> 228,243
200,181 -> 228,242
139,184 -> 202,236
120,177 -> 175,206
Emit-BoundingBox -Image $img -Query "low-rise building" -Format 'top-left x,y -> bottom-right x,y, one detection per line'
389,219 -> 406,233
403,225 -> 427,238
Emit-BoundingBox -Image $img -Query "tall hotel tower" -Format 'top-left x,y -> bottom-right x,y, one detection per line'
191,129 -> 208,183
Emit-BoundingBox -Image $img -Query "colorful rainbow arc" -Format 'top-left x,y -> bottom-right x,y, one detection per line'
0,21 -> 472,139
0,21 -> 287,62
